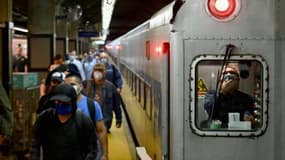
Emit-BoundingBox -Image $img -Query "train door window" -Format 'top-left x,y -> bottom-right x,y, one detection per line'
190,55 -> 268,136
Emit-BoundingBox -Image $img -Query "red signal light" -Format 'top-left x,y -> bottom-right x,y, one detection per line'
206,0 -> 240,21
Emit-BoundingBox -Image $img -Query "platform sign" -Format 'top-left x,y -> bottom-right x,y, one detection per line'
78,31 -> 99,37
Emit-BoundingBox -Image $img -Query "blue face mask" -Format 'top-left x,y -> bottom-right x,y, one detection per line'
55,103 -> 72,115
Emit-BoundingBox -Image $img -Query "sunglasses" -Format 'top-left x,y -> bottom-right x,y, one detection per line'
223,74 -> 237,81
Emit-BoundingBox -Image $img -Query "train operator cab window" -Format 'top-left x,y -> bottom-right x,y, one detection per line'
190,55 -> 269,137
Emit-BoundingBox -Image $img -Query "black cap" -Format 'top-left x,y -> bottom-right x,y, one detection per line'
50,83 -> 77,102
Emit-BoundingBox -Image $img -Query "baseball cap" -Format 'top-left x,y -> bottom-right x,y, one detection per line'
50,83 -> 77,102
51,72 -> 65,82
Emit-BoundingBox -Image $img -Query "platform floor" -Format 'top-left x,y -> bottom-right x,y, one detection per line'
108,110 -> 136,160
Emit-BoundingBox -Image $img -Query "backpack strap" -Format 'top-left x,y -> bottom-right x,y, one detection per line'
86,79 -> 93,97
86,97 -> 96,124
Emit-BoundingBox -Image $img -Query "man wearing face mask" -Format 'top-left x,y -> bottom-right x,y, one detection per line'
204,63 -> 255,128
65,74 -> 108,160
99,52 -> 123,93
30,83 -> 98,160
84,63 -> 122,133
82,54 -> 97,79
67,50 -> 86,81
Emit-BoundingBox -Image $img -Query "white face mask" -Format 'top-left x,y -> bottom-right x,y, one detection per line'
69,55 -> 76,61
72,85 -> 80,95
93,71 -> 103,80
101,58 -> 108,64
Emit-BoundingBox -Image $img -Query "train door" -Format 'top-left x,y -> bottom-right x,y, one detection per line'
160,42 -> 170,160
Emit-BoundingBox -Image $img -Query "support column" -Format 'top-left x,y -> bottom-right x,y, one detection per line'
28,0 -> 55,71
56,19 -> 68,55
68,21 -> 78,54
0,0 -> 13,93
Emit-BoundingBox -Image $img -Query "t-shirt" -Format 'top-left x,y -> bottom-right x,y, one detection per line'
77,95 -> 104,122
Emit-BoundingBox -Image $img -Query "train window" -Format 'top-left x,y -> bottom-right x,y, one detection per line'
190,55 -> 268,137
140,81 -> 145,108
146,41 -> 150,60
128,69 -> 131,86
136,78 -> 141,101
145,85 -> 152,120
131,73 -> 135,93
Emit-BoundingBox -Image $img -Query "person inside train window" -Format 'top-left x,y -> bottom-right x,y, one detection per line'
204,63 -> 255,129
12,43 -> 29,72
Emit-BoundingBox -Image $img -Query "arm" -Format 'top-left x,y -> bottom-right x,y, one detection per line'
96,120 -> 108,160
94,102 -> 108,160
112,65 -> 123,91
112,87 -> 122,127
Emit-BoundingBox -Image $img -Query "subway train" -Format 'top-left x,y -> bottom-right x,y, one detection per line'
107,0 -> 285,160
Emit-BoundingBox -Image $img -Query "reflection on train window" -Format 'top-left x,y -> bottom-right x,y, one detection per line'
145,85 -> 152,120
191,55 -> 268,136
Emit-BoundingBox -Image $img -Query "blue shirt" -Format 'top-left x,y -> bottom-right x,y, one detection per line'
77,95 -> 104,122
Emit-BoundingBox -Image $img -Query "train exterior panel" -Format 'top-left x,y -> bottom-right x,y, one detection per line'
108,0 -> 285,160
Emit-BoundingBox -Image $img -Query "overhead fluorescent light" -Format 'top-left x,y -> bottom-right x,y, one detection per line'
13,27 -> 28,33
102,0 -> 116,37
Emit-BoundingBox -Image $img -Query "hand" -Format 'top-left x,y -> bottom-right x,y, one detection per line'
243,114 -> 254,122
101,154 -> 108,160
221,79 -> 238,95
116,88 -> 121,94
116,121 -> 122,128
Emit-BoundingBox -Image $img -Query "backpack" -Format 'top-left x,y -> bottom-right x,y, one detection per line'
39,109 -> 98,158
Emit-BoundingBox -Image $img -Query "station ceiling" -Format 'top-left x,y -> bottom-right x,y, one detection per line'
13,0 -> 173,41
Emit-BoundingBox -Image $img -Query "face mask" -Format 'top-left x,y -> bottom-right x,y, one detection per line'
69,55 -> 76,61
93,71 -> 103,80
72,85 -> 80,95
55,103 -> 72,115
101,58 -> 108,64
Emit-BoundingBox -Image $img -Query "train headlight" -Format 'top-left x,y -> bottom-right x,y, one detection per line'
206,0 -> 241,21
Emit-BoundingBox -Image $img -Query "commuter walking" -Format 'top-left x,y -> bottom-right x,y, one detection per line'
84,63 -> 122,133
30,84 -> 98,160
65,74 -> 108,160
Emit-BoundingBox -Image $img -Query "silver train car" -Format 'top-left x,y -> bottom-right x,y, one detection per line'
107,0 -> 285,160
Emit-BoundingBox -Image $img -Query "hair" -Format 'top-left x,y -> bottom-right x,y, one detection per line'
53,54 -> 64,60
65,73 -> 82,83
